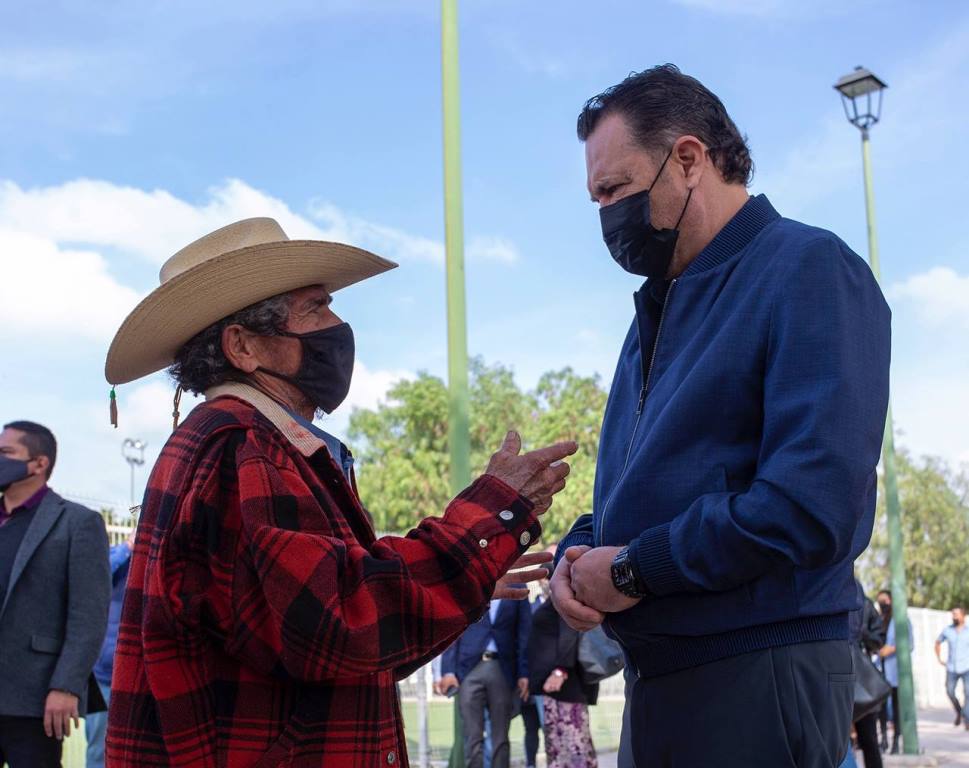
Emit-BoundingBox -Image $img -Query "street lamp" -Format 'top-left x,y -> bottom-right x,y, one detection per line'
834,66 -> 920,755
121,438 -> 147,508
835,66 -> 887,134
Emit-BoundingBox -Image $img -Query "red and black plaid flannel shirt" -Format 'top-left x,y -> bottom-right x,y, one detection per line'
106,383 -> 540,767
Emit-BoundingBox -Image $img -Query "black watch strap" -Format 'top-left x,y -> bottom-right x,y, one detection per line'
611,546 -> 648,598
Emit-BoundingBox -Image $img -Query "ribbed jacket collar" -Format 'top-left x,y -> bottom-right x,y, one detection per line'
683,193 -> 780,277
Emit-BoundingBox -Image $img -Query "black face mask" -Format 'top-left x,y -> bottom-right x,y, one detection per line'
600,148 -> 693,280
0,455 -> 31,493
258,322 -> 355,414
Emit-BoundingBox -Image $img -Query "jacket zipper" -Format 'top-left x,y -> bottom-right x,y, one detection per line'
597,279 -> 677,545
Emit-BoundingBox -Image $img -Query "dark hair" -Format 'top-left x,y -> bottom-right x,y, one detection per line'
3,420 -> 57,478
577,63 -> 753,186
877,589 -> 892,599
169,293 -> 291,395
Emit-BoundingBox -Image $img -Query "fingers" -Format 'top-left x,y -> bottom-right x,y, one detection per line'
505,566 -> 551,585
549,556 -> 605,631
44,708 -> 54,738
493,585 -> 529,600
508,551 -> 553,569
499,430 -> 522,455
519,461 -> 572,507
527,440 -> 579,467
564,545 -> 591,562
53,710 -> 65,740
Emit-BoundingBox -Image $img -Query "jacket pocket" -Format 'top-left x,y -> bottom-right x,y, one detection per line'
31,634 -> 62,654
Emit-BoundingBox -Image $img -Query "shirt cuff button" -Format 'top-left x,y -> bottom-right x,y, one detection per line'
519,532 -> 531,546
499,510 -> 514,521
479,538 -> 488,548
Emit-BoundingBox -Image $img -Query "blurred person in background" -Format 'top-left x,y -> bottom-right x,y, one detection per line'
528,597 -> 599,768
935,605 -> 969,730
841,580 -> 886,768
0,421 -> 110,768
84,528 -> 136,768
439,594 -> 532,768
876,589 -> 913,754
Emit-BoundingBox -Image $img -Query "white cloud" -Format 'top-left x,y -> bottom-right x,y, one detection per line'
889,267 -> 969,329
0,228 -> 140,341
309,200 -> 444,265
0,178 -> 521,273
892,372 -> 969,472
0,178 -> 325,266
467,235 -> 519,265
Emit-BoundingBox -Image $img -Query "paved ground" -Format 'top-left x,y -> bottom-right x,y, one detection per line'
584,708 -> 969,768
877,707 -> 969,766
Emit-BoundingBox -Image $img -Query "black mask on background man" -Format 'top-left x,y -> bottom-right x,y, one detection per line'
259,323 -> 355,414
600,147 -> 693,280
0,455 -> 31,493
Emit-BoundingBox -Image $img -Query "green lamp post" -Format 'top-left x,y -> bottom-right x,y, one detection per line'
834,66 -> 919,754
442,2 -> 471,764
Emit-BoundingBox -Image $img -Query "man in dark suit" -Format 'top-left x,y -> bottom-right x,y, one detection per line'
0,420 -> 110,768
440,597 -> 531,768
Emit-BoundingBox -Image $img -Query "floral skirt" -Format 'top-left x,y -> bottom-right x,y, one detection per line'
542,697 -> 597,768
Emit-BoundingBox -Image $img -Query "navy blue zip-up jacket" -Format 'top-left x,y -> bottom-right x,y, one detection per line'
560,195 -> 890,678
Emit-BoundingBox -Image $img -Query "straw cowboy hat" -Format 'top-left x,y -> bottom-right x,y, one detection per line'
105,217 -> 397,387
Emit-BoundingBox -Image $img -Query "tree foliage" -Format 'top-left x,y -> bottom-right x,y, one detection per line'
858,450 -> 969,610
347,358 -> 606,542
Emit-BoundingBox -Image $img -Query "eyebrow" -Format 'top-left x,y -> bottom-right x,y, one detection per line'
589,174 -> 632,202
300,291 -> 332,311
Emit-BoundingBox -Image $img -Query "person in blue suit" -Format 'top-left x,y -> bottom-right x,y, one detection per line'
440,597 -> 531,768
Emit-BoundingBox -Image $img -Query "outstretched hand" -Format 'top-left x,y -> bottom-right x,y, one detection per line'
485,431 -> 578,515
494,550 -> 553,600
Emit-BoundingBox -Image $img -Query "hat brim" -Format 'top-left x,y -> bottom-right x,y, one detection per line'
105,240 -> 397,385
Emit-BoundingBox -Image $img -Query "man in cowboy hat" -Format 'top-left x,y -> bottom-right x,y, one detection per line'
104,218 -> 577,767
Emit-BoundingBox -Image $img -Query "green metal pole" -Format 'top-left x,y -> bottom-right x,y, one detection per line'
442,1 -> 470,764
861,128 -> 919,754
441,0 -> 471,499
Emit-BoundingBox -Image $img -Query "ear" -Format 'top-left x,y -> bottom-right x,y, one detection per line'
671,135 -> 707,188
31,453 -> 50,477
222,324 -> 261,374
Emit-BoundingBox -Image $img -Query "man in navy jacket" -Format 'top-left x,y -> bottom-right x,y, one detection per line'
549,65 -> 890,768
440,598 -> 531,768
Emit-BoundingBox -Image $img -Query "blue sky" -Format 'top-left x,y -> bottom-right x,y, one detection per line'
1,0 -> 967,511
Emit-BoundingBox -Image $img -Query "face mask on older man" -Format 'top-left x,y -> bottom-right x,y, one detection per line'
258,322 -> 355,414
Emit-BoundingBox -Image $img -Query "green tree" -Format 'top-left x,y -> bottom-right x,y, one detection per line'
347,358 -> 606,541
858,450 -> 969,609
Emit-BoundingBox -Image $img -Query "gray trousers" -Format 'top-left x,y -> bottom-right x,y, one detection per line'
627,640 -> 854,768
458,659 -> 515,768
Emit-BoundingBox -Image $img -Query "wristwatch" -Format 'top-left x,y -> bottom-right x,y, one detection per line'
611,546 -> 648,598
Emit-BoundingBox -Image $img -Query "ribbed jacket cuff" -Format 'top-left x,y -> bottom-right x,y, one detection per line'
631,522 -> 686,596
554,530 -> 596,568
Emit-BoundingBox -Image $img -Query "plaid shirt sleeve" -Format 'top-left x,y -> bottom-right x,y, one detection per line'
227,449 -> 541,682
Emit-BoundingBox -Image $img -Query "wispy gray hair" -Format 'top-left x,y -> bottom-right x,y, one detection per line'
169,292 -> 291,394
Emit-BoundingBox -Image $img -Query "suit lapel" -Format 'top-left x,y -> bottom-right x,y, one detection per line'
0,491 -> 65,619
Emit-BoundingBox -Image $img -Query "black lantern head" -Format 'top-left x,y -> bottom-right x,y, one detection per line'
834,66 -> 888,134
